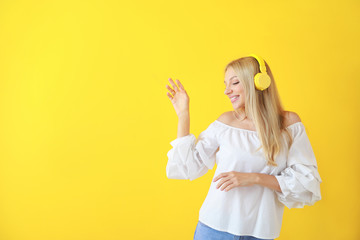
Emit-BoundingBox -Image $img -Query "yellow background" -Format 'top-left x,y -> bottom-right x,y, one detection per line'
0,0 -> 359,239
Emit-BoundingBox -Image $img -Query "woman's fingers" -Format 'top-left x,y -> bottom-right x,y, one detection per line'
224,183 -> 235,192
168,78 -> 179,92
220,181 -> 233,191
216,176 -> 231,189
166,85 -> 175,96
166,92 -> 173,100
176,79 -> 185,91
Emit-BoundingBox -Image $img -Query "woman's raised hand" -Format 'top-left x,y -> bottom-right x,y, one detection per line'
166,78 -> 189,118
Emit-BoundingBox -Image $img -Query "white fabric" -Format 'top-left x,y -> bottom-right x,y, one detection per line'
166,120 -> 322,239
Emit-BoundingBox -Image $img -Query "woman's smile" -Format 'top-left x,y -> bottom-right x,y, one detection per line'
230,95 -> 239,103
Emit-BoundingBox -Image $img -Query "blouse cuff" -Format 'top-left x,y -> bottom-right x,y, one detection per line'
275,174 -> 292,199
275,164 -> 322,208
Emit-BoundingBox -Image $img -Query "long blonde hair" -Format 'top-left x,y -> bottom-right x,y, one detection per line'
225,56 -> 293,166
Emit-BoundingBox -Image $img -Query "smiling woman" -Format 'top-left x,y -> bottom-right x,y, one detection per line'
165,54 -> 322,240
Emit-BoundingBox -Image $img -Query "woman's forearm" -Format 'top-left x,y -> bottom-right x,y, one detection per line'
254,173 -> 282,193
177,111 -> 190,138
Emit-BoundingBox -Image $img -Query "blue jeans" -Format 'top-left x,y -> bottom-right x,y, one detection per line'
193,221 -> 274,240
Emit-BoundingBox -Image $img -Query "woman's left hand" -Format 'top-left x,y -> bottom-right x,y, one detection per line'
213,171 -> 258,192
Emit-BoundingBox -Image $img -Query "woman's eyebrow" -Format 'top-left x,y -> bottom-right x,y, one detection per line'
224,76 -> 238,83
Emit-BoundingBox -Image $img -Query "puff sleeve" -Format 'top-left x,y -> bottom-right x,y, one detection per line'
166,121 -> 220,181
274,122 -> 322,209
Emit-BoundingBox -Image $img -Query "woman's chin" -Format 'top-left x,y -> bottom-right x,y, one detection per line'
232,102 -> 243,108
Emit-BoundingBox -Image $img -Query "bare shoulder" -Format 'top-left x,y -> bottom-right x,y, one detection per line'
283,111 -> 302,127
216,111 -> 233,124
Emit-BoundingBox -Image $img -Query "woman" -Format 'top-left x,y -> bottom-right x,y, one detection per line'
165,54 -> 322,240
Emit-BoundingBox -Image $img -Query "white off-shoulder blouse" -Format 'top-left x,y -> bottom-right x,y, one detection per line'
166,120 -> 322,239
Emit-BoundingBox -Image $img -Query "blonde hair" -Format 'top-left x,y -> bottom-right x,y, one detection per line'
225,56 -> 293,166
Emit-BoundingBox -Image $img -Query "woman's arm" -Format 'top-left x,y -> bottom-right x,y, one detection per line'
166,78 -> 190,138
213,172 -> 282,193
254,173 -> 282,193
177,112 -> 190,138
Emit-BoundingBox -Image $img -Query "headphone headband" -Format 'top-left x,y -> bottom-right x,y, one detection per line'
248,54 -> 267,73
247,54 -> 271,91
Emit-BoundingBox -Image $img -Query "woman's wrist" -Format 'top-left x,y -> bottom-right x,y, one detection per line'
253,173 -> 261,184
253,173 -> 281,192
177,111 -> 189,119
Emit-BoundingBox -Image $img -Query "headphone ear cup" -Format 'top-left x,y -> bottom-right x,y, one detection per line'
254,73 -> 271,91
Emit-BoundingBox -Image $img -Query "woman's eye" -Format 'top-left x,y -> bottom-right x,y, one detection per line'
233,82 -> 239,85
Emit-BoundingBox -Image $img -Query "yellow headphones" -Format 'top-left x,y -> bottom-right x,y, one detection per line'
248,54 -> 271,91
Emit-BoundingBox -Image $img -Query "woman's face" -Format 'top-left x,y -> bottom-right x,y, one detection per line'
224,67 -> 246,109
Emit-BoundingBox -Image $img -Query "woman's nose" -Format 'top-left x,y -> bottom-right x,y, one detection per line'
224,88 -> 232,95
